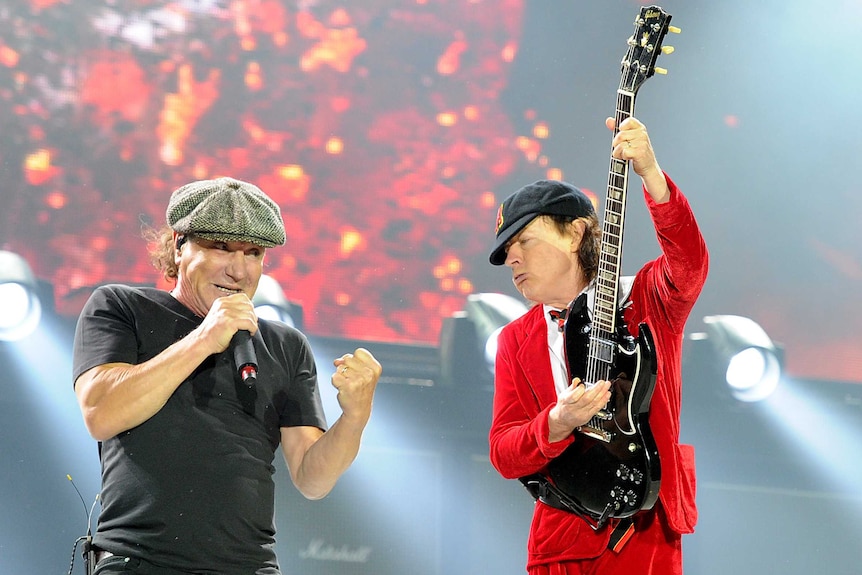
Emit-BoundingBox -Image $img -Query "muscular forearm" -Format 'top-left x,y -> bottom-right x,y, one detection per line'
74,328 -> 214,441
289,412 -> 369,500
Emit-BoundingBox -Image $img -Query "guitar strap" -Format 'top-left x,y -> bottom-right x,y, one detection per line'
518,473 -> 636,552
607,517 -> 635,553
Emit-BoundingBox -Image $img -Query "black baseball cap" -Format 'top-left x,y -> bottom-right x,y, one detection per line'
489,180 -> 595,265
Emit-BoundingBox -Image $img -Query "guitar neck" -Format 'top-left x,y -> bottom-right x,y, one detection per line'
583,4 -> 674,383
593,90 -> 636,339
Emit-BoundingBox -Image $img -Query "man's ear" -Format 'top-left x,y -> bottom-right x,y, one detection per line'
569,219 -> 586,251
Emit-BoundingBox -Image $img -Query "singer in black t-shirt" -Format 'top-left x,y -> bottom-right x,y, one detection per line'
72,177 -> 382,575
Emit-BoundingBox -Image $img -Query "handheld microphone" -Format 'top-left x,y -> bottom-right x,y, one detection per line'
233,330 -> 258,386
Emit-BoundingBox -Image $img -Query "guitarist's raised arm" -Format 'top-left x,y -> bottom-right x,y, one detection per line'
607,116 -> 670,204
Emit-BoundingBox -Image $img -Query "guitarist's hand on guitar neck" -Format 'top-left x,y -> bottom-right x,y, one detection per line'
607,116 -> 670,204
547,378 -> 612,443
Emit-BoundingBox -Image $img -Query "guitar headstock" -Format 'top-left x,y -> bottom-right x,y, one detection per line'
620,6 -> 678,94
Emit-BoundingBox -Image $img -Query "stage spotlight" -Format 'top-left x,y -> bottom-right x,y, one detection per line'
253,274 -> 303,330
701,314 -> 783,403
0,250 -> 42,341
439,292 -> 528,386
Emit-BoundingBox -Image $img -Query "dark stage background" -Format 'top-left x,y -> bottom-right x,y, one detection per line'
1,1 -> 861,574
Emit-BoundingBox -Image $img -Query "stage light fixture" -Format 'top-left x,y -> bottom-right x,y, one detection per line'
439,292 -> 528,386
701,314 -> 783,403
253,274 -> 303,330
0,250 -> 42,341
464,293 -> 529,372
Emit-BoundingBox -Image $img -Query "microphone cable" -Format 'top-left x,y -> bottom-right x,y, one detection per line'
66,474 -> 99,575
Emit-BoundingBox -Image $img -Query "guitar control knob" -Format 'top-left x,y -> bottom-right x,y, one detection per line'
629,468 -> 644,484
610,488 -> 624,510
624,490 -> 638,507
616,465 -> 630,479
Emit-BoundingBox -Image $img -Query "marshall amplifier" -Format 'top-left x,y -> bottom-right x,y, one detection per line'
274,445 -> 443,575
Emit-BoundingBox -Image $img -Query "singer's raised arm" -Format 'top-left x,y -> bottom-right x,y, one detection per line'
280,347 -> 381,500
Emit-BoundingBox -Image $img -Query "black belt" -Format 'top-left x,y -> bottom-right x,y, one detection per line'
519,473 -> 635,552
94,549 -> 115,563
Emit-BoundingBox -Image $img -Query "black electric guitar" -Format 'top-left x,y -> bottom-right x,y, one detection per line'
543,6 -> 678,529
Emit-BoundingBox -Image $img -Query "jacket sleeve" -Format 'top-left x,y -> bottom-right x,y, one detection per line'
635,173 -> 709,332
487,316 -> 575,479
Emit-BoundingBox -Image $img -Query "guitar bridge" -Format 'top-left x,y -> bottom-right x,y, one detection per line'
577,424 -> 613,443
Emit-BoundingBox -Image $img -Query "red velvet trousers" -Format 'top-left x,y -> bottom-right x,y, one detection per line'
528,505 -> 682,575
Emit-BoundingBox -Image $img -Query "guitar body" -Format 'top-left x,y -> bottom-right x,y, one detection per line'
546,302 -> 661,524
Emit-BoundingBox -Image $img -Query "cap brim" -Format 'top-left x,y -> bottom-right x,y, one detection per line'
489,212 -> 537,265
193,231 -> 280,248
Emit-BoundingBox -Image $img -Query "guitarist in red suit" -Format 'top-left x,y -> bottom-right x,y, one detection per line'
488,116 -> 709,575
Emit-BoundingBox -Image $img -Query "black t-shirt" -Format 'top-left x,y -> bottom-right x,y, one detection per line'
73,285 -> 328,574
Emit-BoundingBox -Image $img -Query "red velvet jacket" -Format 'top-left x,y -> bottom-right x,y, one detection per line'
488,176 -> 708,566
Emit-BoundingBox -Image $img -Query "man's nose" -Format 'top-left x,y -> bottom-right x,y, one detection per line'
504,245 -> 520,266
225,250 -> 248,280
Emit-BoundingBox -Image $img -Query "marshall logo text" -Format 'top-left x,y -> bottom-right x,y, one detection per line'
299,539 -> 373,563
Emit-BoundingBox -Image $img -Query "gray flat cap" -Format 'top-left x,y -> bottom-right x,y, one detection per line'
166,177 -> 286,247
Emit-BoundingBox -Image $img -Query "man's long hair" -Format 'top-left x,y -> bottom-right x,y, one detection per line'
144,225 -> 179,282
549,213 -> 601,284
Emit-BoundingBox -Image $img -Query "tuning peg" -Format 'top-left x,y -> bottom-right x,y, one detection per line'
654,67 -> 668,75
662,46 -> 675,55
668,25 -> 681,34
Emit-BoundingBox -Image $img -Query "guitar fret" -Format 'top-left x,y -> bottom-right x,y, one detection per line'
595,292 -> 616,305
599,262 -> 619,274
596,298 -> 615,310
596,293 -> 616,304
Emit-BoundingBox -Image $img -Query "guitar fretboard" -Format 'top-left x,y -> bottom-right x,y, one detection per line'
586,89 -> 635,383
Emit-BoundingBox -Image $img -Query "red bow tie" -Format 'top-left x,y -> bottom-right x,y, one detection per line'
549,309 -> 567,332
